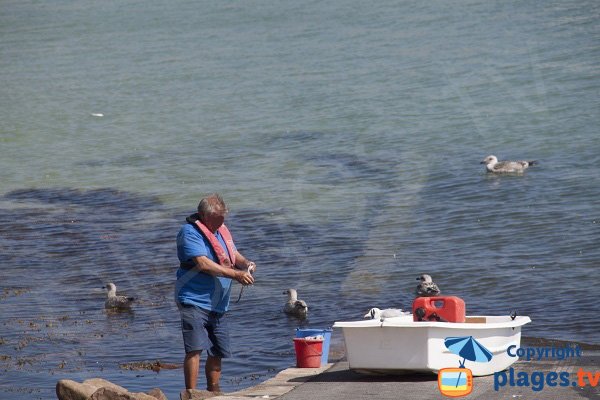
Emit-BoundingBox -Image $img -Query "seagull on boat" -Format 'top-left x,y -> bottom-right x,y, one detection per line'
364,307 -> 409,320
415,274 -> 441,297
103,283 -> 135,309
283,288 -> 308,318
481,155 -> 537,173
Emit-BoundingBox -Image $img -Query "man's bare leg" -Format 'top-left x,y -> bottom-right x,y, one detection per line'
205,355 -> 222,392
184,351 -> 201,389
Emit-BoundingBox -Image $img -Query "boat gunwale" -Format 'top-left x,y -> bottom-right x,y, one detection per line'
333,315 -> 531,330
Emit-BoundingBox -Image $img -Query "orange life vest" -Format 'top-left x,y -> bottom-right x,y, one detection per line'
192,219 -> 236,268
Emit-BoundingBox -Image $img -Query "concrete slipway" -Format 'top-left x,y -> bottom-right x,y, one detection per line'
187,337 -> 599,400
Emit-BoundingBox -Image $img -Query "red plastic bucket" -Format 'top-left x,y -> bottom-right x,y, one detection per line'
293,337 -> 323,368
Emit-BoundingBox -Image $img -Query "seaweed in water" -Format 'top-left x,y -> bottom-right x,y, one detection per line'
119,360 -> 179,372
4,187 -> 161,213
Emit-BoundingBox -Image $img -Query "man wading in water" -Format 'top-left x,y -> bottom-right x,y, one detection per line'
175,194 -> 256,396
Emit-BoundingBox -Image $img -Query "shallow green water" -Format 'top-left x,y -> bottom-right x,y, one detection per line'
1,1 -> 598,398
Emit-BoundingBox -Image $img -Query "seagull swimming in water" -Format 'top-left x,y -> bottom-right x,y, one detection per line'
415,274 -> 441,297
364,307 -> 409,320
481,155 -> 537,174
283,288 -> 308,318
103,283 -> 135,309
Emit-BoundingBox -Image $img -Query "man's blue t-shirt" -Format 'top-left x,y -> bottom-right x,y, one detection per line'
175,223 -> 236,313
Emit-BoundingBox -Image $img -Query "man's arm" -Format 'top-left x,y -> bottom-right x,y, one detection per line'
192,255 -> 254,285
233,251 -> 256,272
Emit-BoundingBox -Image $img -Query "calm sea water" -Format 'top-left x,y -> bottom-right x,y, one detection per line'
1,0 -> 598,398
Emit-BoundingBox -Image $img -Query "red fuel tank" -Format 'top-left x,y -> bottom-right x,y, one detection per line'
412,296 -> 466,323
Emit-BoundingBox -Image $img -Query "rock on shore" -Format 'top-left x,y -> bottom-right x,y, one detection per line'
56,378 -> 167,400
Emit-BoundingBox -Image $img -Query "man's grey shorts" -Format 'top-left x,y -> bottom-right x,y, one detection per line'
179,304 -> 232,357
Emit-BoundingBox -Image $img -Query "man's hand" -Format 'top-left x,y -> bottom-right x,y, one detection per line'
235,270 -> 254,286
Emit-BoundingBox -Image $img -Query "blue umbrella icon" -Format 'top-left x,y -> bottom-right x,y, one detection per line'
444,336 -> 493,386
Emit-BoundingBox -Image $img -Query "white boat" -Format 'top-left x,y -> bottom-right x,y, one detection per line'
333,315 -> 531,376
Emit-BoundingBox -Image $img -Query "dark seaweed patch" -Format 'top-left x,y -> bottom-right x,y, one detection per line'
0,187 -> 176,283
4,188 -> 161,213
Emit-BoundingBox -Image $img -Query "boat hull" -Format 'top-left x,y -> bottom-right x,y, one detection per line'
333,315 -> 531,376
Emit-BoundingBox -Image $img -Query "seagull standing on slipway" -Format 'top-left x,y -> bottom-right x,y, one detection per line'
415,274 -> 441,297
481,155 -> 537,173
283,288 -> 308,318
103,283 -> 135,309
